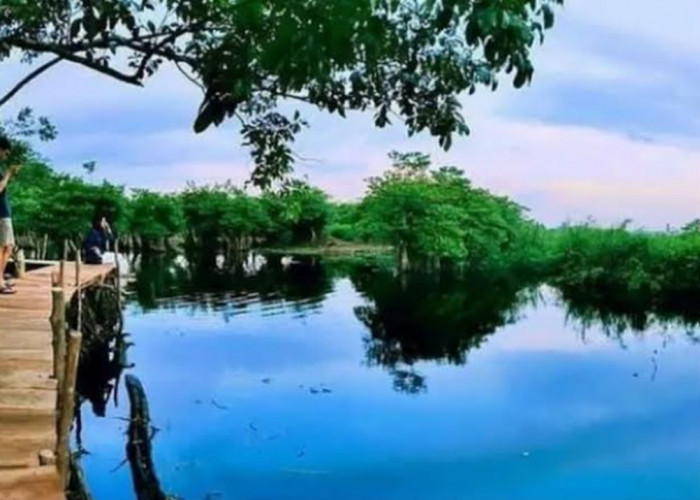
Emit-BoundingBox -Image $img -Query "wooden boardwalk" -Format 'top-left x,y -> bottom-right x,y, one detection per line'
0,262 -> 114,500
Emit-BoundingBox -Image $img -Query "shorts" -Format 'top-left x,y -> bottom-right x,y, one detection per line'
0,218 -> 15,247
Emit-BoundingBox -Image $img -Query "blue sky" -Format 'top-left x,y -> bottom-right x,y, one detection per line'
1,0 -> 699,228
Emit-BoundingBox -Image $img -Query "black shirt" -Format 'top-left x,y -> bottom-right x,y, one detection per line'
0,168 -> 11,219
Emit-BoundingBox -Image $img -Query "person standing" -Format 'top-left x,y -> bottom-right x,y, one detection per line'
0,135 -> 19,295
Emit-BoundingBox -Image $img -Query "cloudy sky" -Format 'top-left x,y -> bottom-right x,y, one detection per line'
1,0 -> 699,228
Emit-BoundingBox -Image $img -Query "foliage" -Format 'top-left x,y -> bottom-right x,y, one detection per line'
261,180 -> 330,245
548,223 -> 700,310
128,190 -> 185,242
181,183 -> 269,248
1,0 -> 563,186
12,164 -> 126,243
327,202 -> 363,242
358,151 -> 534,269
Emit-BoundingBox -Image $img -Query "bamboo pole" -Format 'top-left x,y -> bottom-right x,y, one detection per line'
76,250 -> 83,334
115,238 -> 122,310
59,239 -> 68,287
50,286 -> 66,384
15,248 -> 25,278
75,250 -> 81,289
56,330 -> 82,489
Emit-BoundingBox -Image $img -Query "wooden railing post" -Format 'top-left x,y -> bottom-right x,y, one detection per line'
74,250 -> 81,289
115,238 -> 122,309
15,248 -> 26,279
75,250 -> 83,334
49,286 -> 66,384
59,239 -> 67,287
56,330 -> 82,489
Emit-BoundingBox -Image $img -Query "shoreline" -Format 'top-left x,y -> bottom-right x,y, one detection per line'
258,243 -> 392,256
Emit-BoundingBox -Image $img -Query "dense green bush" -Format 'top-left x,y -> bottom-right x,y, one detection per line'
548,223 -> 700,303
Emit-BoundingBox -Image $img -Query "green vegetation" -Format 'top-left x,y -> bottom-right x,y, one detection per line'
5,115 -> 700,316
0,0 -> 564,186
549,223 -> 700,315
358,151 -> 542,271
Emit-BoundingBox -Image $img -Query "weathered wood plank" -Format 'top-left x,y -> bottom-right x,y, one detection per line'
0,434 -> 55,469
0,467 -> 63,500
0,261 -> 114,500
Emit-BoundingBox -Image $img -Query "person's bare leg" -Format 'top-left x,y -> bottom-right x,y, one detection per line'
0,246 -> 9,288
6,245 -> 13,279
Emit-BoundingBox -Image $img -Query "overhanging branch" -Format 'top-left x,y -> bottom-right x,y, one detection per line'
0,56 -> 62,108
7,37 -> 143,86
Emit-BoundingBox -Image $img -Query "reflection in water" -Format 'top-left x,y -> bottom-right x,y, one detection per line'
130,252 -> 334,320
77,331 -> 131,418
558,285 -> 700,344
128,253 -> 700,392
77,253 -> 700,500
350,269 -> 540,393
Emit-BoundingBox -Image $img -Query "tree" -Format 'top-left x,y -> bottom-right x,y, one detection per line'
262,179 -> 330,245
0,0 -> 563,186
327,202 -> 363,242
360,151 -> 532,270
127,189 -> 185,247
180,183 -> 269,252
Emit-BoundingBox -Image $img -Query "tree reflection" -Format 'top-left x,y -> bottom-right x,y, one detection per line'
557,285 -> 700,343
130,252 -> 334,319
351,269 -> 539,393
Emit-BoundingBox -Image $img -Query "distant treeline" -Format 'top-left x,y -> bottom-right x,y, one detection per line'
9,146 -> 545,271
8,124 -> 700,308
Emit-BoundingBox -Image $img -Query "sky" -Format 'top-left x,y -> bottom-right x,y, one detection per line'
1,0 -> 699,228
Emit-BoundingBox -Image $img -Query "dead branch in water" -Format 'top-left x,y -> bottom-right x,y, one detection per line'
125,375 -> 169,500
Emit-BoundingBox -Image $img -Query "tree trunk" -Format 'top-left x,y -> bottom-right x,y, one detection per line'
398,246 -> 410,272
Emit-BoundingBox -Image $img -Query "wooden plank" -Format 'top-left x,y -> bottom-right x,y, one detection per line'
0,261 -> 115,500
0,370 -> 56,391
0,434 -> 54,469
0,467 -> 63,500
0,409 -> 55,437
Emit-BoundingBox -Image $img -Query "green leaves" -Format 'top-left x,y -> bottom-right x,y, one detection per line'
1,0 -> 564,187
129,190 -> 185,241
542,4 -> 555,29
360,151 -> 533,269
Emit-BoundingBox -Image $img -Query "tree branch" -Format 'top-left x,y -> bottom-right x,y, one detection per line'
132,28 -> 196,80
0,56 -> 62,108
7,37 -> 144,86
0,22 -> 204,107
174,60 -> 205,93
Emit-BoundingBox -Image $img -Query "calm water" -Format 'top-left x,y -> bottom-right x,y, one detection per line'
77,254 -> 700,500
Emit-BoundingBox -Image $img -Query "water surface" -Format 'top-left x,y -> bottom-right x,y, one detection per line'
77,254 -> 700,500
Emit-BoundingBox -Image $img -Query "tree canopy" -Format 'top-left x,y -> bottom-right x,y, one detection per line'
358,151 -> 535,269
0,0 -> 563,185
